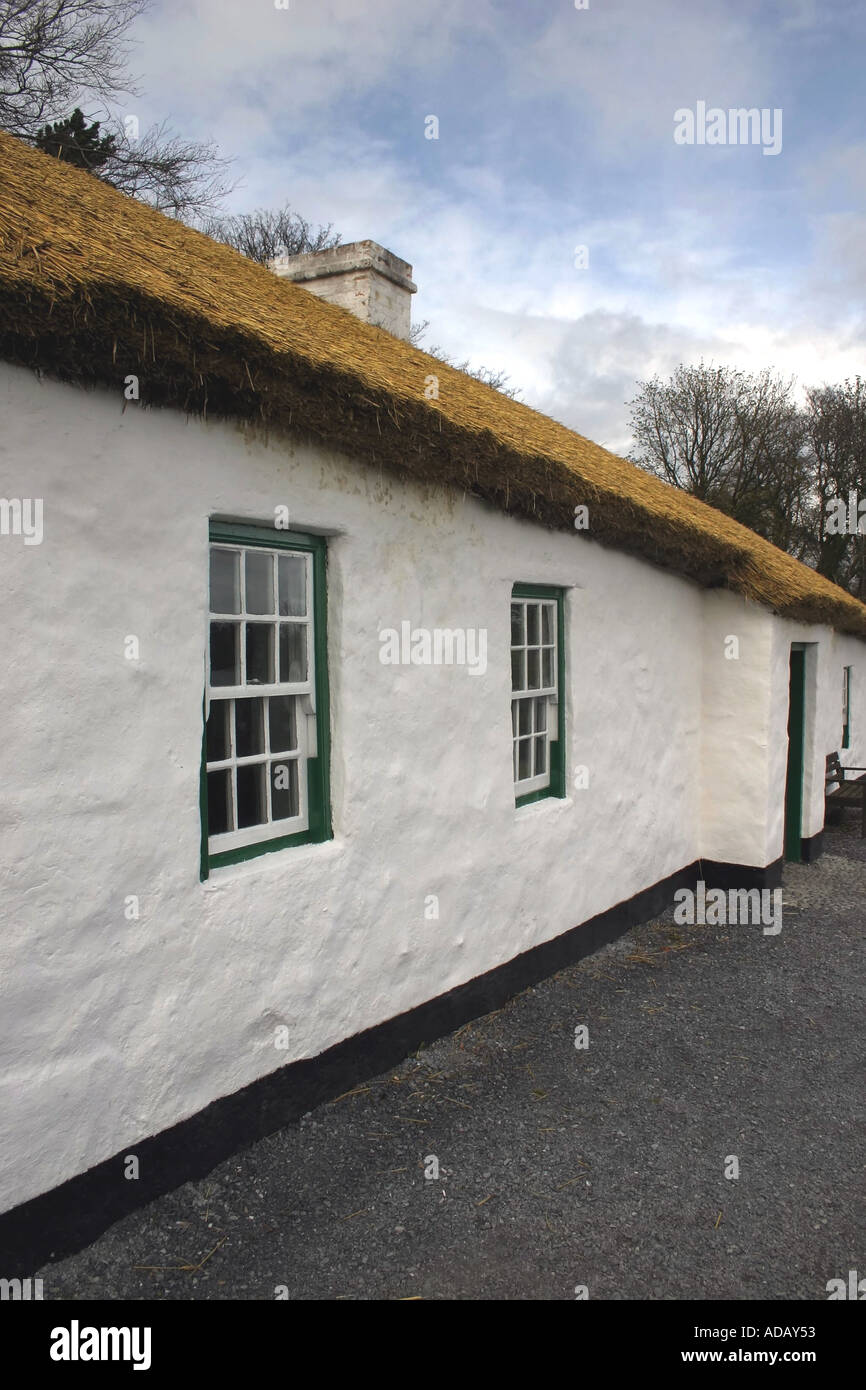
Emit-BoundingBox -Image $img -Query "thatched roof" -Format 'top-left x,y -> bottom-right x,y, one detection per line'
1,130 -> 864,638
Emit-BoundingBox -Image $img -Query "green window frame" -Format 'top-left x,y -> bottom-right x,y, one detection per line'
511,583 -> 566,807
843,665 -> 852,750
200,520 -> 331,879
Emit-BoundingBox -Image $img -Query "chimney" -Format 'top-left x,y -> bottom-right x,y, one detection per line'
270,240 -> 417,340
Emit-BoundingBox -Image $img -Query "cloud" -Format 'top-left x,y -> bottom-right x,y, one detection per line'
117,0 -> 866,455
133,0 -> 500,133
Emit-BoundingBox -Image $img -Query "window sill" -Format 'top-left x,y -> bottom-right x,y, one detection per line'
202,832 -> 341,887
514,794 -> 573,819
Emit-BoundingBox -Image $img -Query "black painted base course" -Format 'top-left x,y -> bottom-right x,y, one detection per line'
0,851 -> 794,1275
801,830 -> 824,863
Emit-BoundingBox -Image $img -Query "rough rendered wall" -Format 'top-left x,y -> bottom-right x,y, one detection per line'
766,620 -> 866,854
700,592 -> 775,867
0,363 -> 704,1213
700,596 -> 866,866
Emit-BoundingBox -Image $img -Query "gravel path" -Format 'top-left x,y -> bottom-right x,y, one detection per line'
37,822 -> 865,1300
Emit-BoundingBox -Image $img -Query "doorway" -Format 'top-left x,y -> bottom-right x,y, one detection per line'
784,646 -> 806,862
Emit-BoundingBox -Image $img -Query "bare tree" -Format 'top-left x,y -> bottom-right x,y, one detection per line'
802,377 -> 866,597
0,0 -> 233,217
0,0 -> 143,135
628,361 -> 806,549
200,204 -> 340,264
97,119 -> 232,217
409,319 -> 521,399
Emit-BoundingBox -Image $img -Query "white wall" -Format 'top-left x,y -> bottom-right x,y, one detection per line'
699,595 -> 866,867
700,592 -> 776,867
765,619 -> 866,854
2,361 -> 864,1215
0,363 -> 706,1213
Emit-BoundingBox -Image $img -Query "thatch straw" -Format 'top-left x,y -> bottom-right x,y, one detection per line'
1,131 -> 864,638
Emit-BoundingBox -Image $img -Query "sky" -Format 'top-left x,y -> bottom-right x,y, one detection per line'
122,0 -> 866,455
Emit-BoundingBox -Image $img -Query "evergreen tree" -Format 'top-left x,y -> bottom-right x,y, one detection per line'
34,108 -> 117,170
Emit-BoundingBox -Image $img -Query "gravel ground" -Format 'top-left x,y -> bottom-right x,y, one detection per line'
36,820 -> 865,1301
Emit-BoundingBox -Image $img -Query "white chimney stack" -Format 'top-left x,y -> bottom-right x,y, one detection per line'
270,240 -> 417,340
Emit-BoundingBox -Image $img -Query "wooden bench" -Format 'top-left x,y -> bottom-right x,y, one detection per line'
825,752 -> 866,837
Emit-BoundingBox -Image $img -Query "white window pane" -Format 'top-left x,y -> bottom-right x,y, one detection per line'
280,624 -> 307,682
533,736 -> 546,775
269,695 -> 297,752
207,538 -> 318,850
235,697 -> 265,758
512,591 -> 558,797
527,648 -> 541,689
206,699 -> 231,762
210,622 -> 239,686
518,739 -> 532,781
207,768 -> 232,835
237,762 -> 267,828
210,548 -> 240,614
270,760 -> 299,820
245,623 -> 274,684
279,556 -> 306,617
511,648 -> 525,692
245,551 -> 274,614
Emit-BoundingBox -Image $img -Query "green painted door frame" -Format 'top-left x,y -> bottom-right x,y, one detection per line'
784,647 -> 806,863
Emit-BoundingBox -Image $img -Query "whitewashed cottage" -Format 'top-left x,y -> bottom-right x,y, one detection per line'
1,132 -> 864,1269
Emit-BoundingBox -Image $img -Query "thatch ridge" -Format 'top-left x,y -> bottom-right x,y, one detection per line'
1,129 -> 864,638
